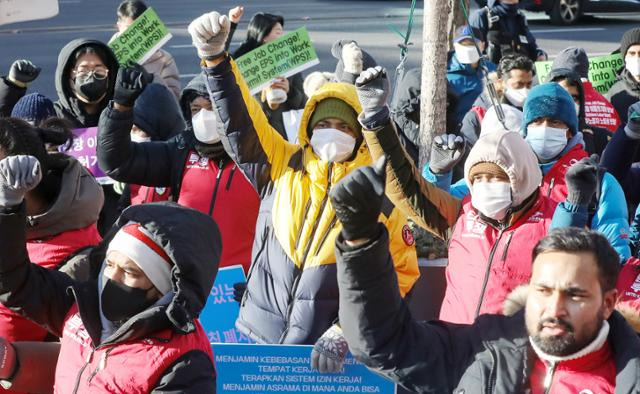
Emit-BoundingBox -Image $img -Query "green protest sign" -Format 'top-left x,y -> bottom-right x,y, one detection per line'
109,7 -> 172,65
235,27 -> 319,94
535,53 -> 623,94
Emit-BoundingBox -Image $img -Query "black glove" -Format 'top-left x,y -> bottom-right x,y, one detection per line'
330,156 -> 386,241
233,282 -> 246,303
113,63 -> 150,107
625,101 -> 640,140
8,60 -> 41,88
565,155 -> 599,206
429,134 -> 466,174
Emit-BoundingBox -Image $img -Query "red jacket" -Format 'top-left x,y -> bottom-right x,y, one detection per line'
583,81 -> 621,133
129,184 -> 171,205
617,257 -> 640,315
177,151 -> 259,272
530,341 -> 616,394
0,224 -> 101,342
539,145 -> 588,204
54,305 -> 214,393
440,194 -> 556,323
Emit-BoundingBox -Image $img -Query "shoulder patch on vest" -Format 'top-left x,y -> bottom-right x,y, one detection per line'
402,225 -> 415,246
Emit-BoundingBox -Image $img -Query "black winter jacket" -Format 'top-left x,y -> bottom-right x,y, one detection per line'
0,77 -> 26,117
337,225 -> 640,394
607,69 -> 640,124
0,202 -> 220,392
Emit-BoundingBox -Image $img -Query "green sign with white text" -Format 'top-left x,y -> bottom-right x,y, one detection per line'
235,27 -> 319,94
535,53 -> 624,94
109,7 -> 172,65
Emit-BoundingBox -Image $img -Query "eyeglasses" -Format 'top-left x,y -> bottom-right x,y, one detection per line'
73,66 -> 109,81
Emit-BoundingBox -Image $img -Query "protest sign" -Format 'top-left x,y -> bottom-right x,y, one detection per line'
212,343 -> 397,394
108,7 -> 172,65
200,265 -> 252,344
64,127 -> 113,185
0,0 -> 59,25
535,53 -> 623,94
235,26 -> 319,95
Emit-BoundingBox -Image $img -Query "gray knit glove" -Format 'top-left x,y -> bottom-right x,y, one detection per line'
565,155 -> 599,206
0,155 -> 42,207
429,134 -> 466,174
188,11 -> 231,59
8,60 -> 41,88
311,324 -> 349,373
355,66 -> 390,119
342,42 -> 363,75
625,102 -> 640,140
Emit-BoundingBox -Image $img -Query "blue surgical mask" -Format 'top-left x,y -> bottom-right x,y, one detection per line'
525,125 -> 568,163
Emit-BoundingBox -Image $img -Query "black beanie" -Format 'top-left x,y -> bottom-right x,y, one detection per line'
621,28 -> 640,58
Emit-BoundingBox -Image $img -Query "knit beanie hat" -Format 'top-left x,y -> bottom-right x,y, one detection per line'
621,27 -> 640,58
106,222 -> 174,295
134,83 -> 185,141
551,47 -> 589,79
522,83 -> 578,136
10,93 -> 55,125
308,98 -> 360,135
468,162 -> 508,184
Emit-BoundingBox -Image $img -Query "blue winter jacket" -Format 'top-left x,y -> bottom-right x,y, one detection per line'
446,52 -> 488,125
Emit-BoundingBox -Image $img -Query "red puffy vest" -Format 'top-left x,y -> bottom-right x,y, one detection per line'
129,184 -> 171,206
440,194 -> 556,324
0,224 -> 101,342
539,145 -> 588,204
583,81 -> 621,133
54,305 -> 214,393
177,151 -> 259,272
617,257 -> 640,314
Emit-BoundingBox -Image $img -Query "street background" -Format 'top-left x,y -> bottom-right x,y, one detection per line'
1,0 -> 638,100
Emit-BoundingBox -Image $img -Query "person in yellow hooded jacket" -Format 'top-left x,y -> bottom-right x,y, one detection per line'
187,11 -> 419,373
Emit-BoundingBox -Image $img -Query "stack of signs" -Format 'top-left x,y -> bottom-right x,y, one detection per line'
212,343 -> 397,394
63,127 -> 112,185
108,7 -> 172,65
235,26 -> 319,95
535,53 -> 624,94
0,0 -> 59,26
199,265 -> 252,344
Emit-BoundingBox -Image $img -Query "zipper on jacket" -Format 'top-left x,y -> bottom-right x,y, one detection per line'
312,214 -> 338,259
279,164 -> 334,343
294,199 -> 313,251
87,348 -> 115,385
207,160 -> 225,216
485,346 -> 498,394
72,348 -> 95,394
500,231 -> 515,262
547,178 -> 555,198
543,362 -> 557,394
225,164 -> 237,191
474,229 -> 505,318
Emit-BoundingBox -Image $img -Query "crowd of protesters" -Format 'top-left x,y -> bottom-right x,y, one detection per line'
0,0 -> 638,392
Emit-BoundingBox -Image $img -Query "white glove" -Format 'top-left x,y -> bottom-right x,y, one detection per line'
0,155 -> 42,207
310,324 -> 349,373
342,42 -> 363,75
188,11 -> 231,59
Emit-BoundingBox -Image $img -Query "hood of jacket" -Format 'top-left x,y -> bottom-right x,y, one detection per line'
134,83 -> 184,141
617,68 -> 640,96
179,73 -> 209,123
27,155 -> 104,240
464,131 -> 542,206
54,39 -> 119,126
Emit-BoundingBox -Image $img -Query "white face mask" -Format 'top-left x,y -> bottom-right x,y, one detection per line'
525,125 -> 568,162
625,56 -> 640,77
453,43 -> 480,65
504,87 -> 530,108
266,88 -> 288,105
471,181 -> 512,221
130,133 -> 151,143
192,108 -> 222,144
310,128 -> 356,163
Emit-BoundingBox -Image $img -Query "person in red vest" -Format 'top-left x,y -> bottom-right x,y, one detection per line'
0,118 -> 103,362
97,64 -> 259,273
0,155 -> 218,392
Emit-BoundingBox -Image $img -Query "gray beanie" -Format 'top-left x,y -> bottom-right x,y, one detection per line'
551,47 -> 589,79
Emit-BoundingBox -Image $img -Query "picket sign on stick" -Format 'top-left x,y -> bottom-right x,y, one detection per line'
536,53 -> 624,94
235,27 -> 320,95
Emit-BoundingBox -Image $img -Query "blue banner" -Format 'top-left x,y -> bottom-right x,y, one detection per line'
200,265 -> 252,343
212,343 -> 396,393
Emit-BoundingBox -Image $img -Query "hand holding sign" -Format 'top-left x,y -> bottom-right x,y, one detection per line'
188,11 -> 231,59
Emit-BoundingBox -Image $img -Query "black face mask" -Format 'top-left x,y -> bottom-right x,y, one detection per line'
74,76 -> 108,103
101,278 -> 156,323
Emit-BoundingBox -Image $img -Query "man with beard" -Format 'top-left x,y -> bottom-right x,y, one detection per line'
331,159 -> 640,393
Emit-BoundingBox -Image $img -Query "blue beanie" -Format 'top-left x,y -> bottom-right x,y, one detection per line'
134,83 -> 185,141
11,93 -> 55,125
522,83 -> 578,136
